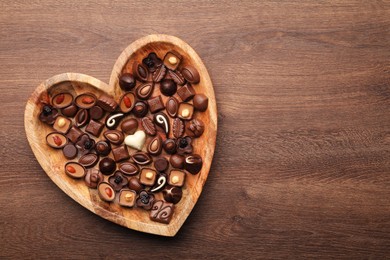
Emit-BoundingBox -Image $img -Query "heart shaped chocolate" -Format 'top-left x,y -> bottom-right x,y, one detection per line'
24,34 -> 217,236
125,130 -> 146,150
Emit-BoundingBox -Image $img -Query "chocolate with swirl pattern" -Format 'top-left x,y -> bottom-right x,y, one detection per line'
149,200 -> 174,224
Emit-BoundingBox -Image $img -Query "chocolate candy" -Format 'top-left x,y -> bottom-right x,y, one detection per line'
154,157 -> 169,172
61,103 -> 78,117
136,82 -> 154,100
172,118 -> 185,138
118,162 -> 139,176
75,134 -> 95,155
141,117 -> 156,136
150,200 -> 174,224
193,94 -> 208,112
85,119 -> 104,137
143,52 -> 163,72
84,169 -> 103,189
89,106 -> 104,120
140,168 -> 157,186
152,65 -> 166,82
163,185 -> 183,204
176,136 -> 193,155
132,101 -> 148,118
181,65 -> 200,84
53,116 -> 72,134
186,118 -> 205,138
65,162 -> 86,179
133,61 -> 149,82
96,93 -> 118,112
119,190 -> 137,207
169,154 -> 185,169
177,84 -> 195,102
119,92 -> 135,113
160,79 -> 177,96
75,109 -> 89,127
136,190 -> 155,210
168,170 -> 186,187
104,130 -> 124,145
163,51 -> 182,70
39,104 -> 58,125
185,154 -> 202,174
75,93 -> 97,109
46,132 -> 68,149
112,145 -> 130,162
124,130 -> 146,150
105,113 -> 124,130
150,173 -> 167,193
99,157 -> 116,175
153,112 -> 170,136
79,153 -> 99,168
128,177 -> 144,193
132,152 -> 152,165
177,103 -> 194,120
52,93 -> 73,109
119,73 -> 136,91
98,182 -> 115,202
147,96 -> 165,113
108,171 -> 128,191
168,70 -> 186,86
62,143 -> 78,159
66,126 -> 83,143
166,97 -> 179,117
147,135 -> 162,156
120,118 -> 138,135
163,138 -> 177,154
95,140 -> 111,156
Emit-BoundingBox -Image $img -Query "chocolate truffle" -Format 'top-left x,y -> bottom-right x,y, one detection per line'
160,79 -> 177,96
95,140 -> 111,156
120,118 -> 138,135
163,139 -> 177,154
169,154 -> 185,169
61,103 -> 78,117
185,154 -> 203,174
98,182 -> 115,202
163,185 -> 183,204
176,136 -> 193,155
128,177 -> 144,193
153,112 -> 170,136
154,157 -> 169,172
186,118 -> 205,138
119,73 -> 136,91
89,106 -> 104,120
132,101 -> 148,118
193,94 -> 209,112
99,157 -> 116,175
65,162 -> 86,179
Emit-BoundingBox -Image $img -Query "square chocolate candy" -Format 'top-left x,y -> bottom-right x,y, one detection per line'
66,126 -> 83,143
53,116 -> 72,134
147,96 -> 165,113
177,84 -> 195,102
112,145 -> 130,162
149,200 -> 174,224
163,51 -> 182,71
85,119 -> 104,137
168,170 -> 186,187
119,190 -> 137,207
139,168 -> 157,186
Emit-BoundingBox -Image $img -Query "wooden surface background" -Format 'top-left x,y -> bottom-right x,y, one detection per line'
1,1 -> 389,258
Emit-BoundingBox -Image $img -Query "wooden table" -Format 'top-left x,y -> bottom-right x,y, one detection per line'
1,1 -> 389,258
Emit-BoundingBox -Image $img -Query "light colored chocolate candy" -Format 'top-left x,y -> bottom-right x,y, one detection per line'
46,132 -> 68,149
65,162 -> 86,179
124,130 -> 146,151
53,116 -> 72,134
139,168 -> 157,186
52,93 -> 73,109
98,182 -> 115,202
119,92 -> 136,113
119,190 -> 137,207
177,103 -> 194,120
168,170 -> 186,187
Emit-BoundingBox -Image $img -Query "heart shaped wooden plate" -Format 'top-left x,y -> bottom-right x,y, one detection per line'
24,34 -> 217,236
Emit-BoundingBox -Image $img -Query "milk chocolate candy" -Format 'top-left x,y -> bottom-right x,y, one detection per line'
46,132 -> 68,149
176,136 -> 193,155
169,154 -> 185,169
163,51 -> 182,71
95,140 -> 111,156
53,116 -> 72,134
133,61 -> 149,82
150,200 -> 174,224
65,162 -> 86,179
108,171 -> 128,191
193,94 -> 209,112
166,97 -> 179,117
128,177 -> 144,193
118,162 -> 139,176
120,118 -> 138,135
147,96 -> 165,113
153,112 -> 170,136
119,73 -> 136,91
85,168 -> 103,189
154,157 -> 169,172
141,117 -> 156,136
160,79 -> 177,96
119,190 -> 137,207
105,113 -> 124,130
132,152 -> 152,165
185,154 -> 203,174
119,92 -> 135,113
132,101 -> 148,118
75,134 -> 95,155
177,84 -> 195,102
75,109 -> 89,127
89,106 -> 104,120
152,64 -> 167,82
168,170 -> 186,187
52,93 -> 73,109
85,119 -> 104,137
75,93 -> 97,109
66,126 -> 83,143
172,118 -> 184,138
104,130 -> 124,145
177,103 -> 194,121
168,70 -> 186,86
61,103 -> 78,117
79,153 -> 99,168
139,168 -> 157,186
112,145 -> 130,162
163,139 -> 177,154
96,93 -> 118,112
98,182 -> 115,202
186,118 -> 205,138
136,82 -> 154,100
181,65 -> 200,84
62,143 -> 78,159
147,135 -> 162,156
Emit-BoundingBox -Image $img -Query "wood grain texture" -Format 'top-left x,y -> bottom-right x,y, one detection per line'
24,35 -> 217,236
1,0 -> 390,258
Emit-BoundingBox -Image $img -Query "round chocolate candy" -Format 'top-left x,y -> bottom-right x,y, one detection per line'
52,93 -> 73,109
185,154 -> 203,174
85,169 -> 103,189
121,118 -> 138,135
132,101 -> 148,118
119,73 -> 136,91
99,157 -> 116,175
193,94 -> 209,112
75,93 -> 97,109
186,118 -> 205,138
163,185 -> 183,204
154,157 -> 169,172
169,154 -> 185,169
128,177 -> 144,193
62,143 -> 78,159
95,140 -> 111,156
89,105 -> 104,120
163,139 -> 177,154
160,79 -> 177,96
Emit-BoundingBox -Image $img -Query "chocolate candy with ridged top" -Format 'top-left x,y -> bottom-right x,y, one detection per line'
97,93 -> 118,112
181,65 -> 200,84
186,118 -> 205,138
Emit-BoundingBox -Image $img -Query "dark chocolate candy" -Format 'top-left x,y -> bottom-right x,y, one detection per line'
62,143 -> 78,159
104,130 -> 124,145
141,117 -> 156,136
39,104 -> 58,125
172,118 -> 185,138
169,154 -> 185,169
79,153 -> 99,168
132,62 -> 149,82
108,171 -> 128,191
163,51 -> 182,71
52,93 -> 73,109
75,134 -> 95,155
193,94 -> 209,112
85,119 -> 104,137
118,162 -> 139,176
119,92 -> 135,113
185,154 -> 203,174
65,162 -> 86,179
89,106 -> 104,120
163,138 -> 177,154
75,93 -> 97,109
84,168 -> 103,189
186,118 -> 205,138
150,173 -> 167,193
132,152 -> 152,165
160,79 -> 177,96
119,73 -> 136,91
166,97 -> 179,117
61,103 -> 78,117
66,126 -> 83,143
105,113 -> 124,130
142,52 -> 163,73
147,135 -> 162,156
120,118 -> 138,135
98,182 -> 115,202
177,84 -> 195,101
95,140 -> 111,156
128,177 -> 144,193
147,96 -> 165,113
152,65 -> 167,82
132,101 -> 148,118
154,157 -> 169,172
176,136 -> 193,155
112,145 -> 130,162
150,200 -> 174,224
46,132 -> 68,149
96,93 -> 118,112
167,70 -> 186,86
136,82 -> 154,100
75,109 -> 89,127
163,185 -> 182,204
153,112 -> 170,136
99,157 -> 116,175
136,190 -> 155,210
181,65 -> 200,84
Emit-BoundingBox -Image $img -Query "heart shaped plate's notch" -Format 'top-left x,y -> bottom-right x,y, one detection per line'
24,35 -> 217,236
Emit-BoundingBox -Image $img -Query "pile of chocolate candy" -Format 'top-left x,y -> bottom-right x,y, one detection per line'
39,50 -> 209,224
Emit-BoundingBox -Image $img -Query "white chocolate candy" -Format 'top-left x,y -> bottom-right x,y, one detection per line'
124,130 -> 146,151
